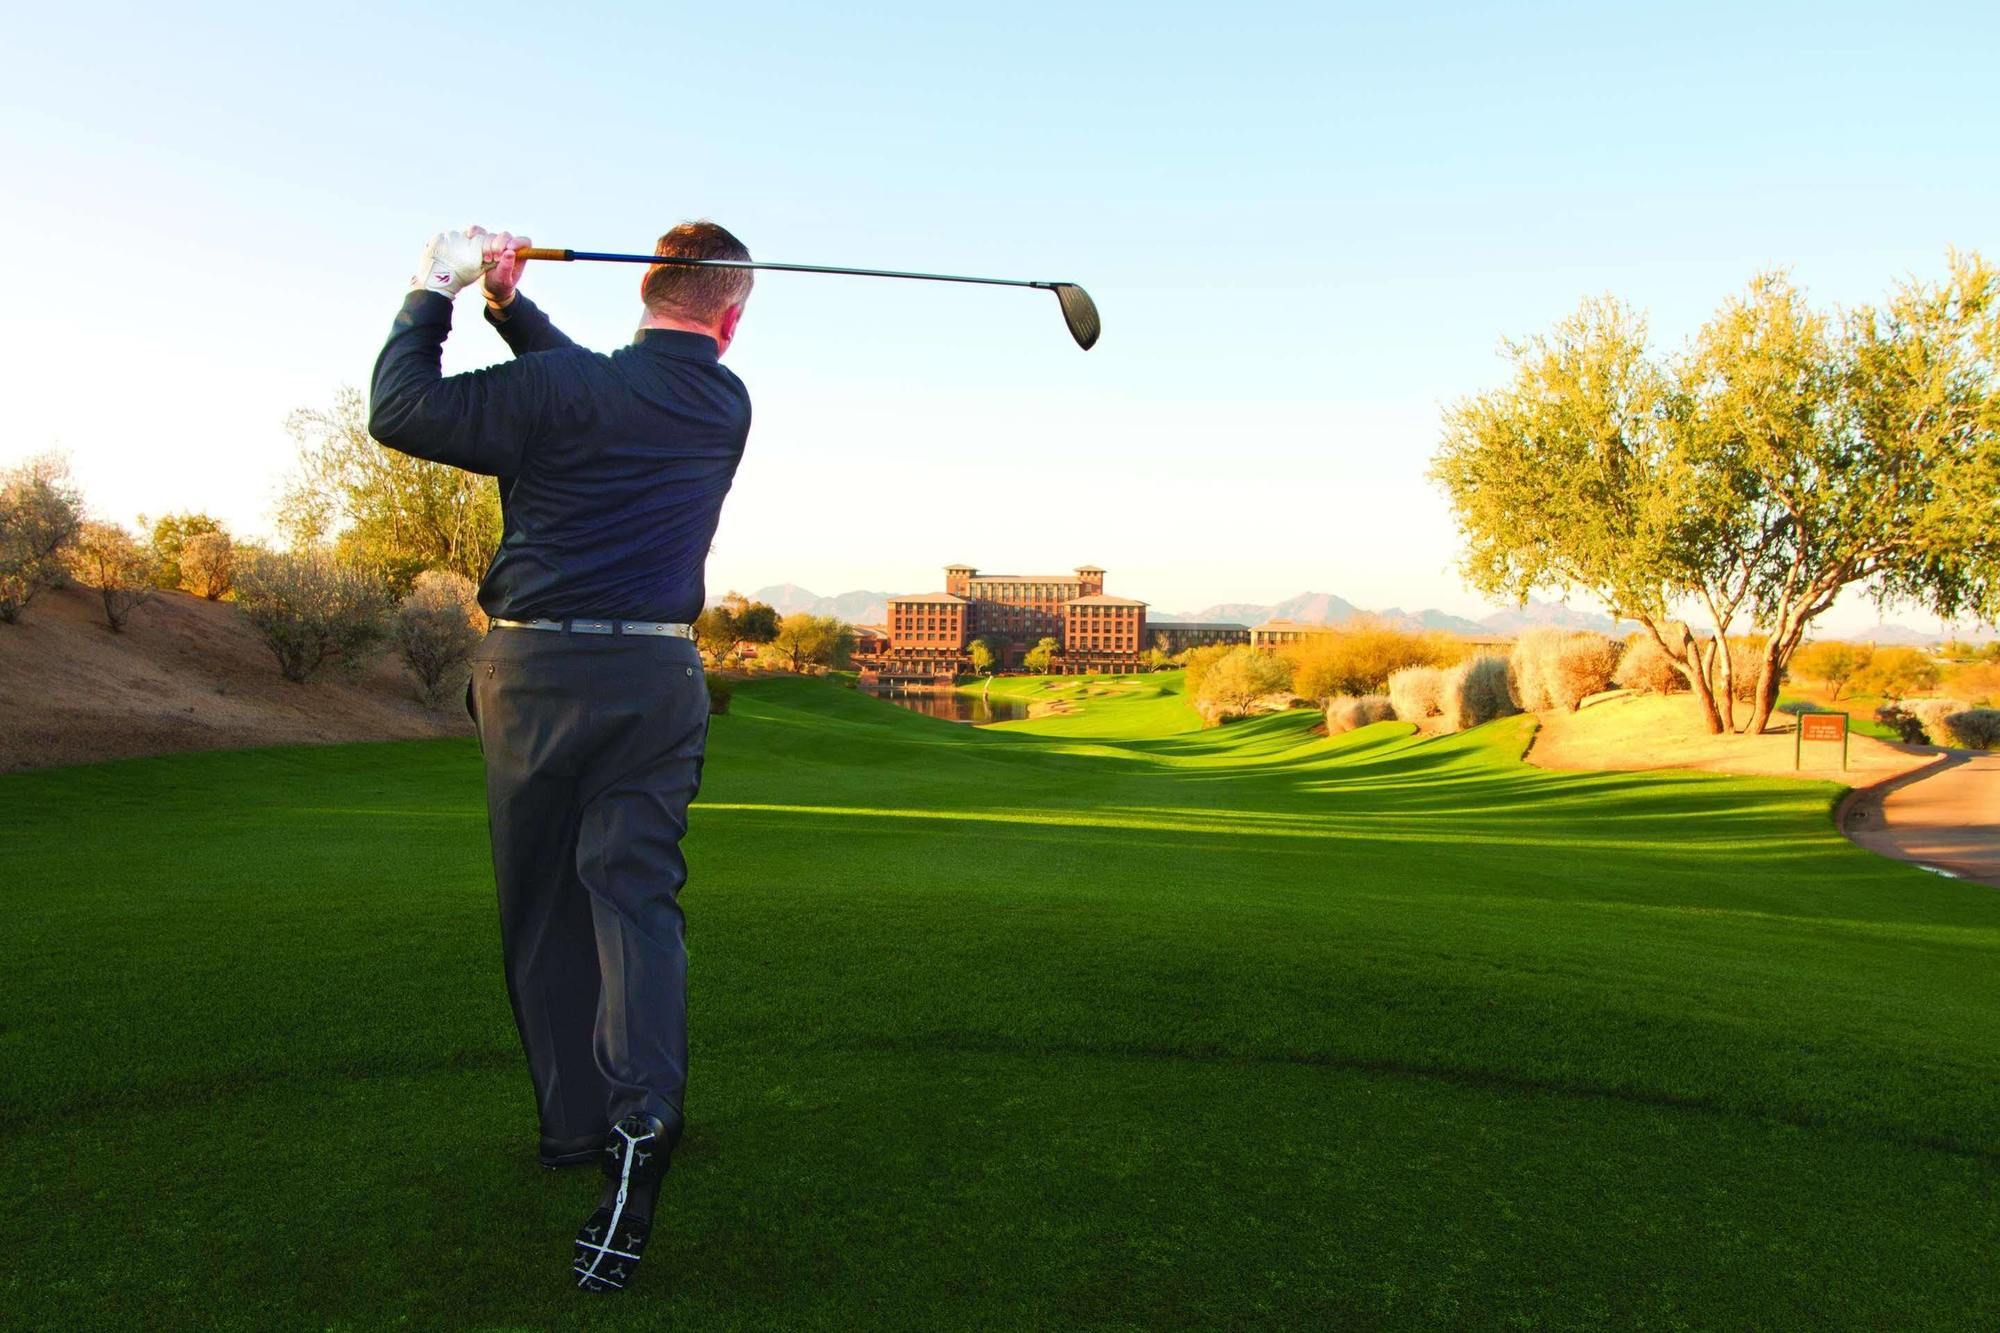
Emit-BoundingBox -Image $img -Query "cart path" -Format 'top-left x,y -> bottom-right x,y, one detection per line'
1839,750 -> 2000,889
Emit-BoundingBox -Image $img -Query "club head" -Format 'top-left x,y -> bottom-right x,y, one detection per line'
1051,283 -> 1101,351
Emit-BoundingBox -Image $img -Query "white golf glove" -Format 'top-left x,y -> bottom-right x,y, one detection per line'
411,229 -> 491,298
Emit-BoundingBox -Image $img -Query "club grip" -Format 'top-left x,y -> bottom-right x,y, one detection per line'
515,248 -> 572,261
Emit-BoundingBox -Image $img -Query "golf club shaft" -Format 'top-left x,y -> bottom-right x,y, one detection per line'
515,248 -> 1060,292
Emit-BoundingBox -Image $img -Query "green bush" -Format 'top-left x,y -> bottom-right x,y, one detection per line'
706,672 -> 733,716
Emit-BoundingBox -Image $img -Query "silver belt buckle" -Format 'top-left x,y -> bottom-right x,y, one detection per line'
569,619 -> 615,635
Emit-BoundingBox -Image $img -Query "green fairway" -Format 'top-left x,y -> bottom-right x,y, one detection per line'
4,672 -> 1997,1329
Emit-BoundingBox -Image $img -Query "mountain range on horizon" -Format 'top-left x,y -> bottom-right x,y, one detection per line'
732,584 -> 1967,646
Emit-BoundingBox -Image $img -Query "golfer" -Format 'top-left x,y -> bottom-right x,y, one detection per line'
369,221 -> 753,1292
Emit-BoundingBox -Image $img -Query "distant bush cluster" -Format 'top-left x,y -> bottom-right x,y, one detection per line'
1280,619 -> 1464,702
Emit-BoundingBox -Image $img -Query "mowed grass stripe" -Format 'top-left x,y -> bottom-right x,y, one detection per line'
3,672 -> 1997,1325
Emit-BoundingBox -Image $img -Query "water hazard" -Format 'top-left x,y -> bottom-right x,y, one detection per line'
865,690 -> 1029,724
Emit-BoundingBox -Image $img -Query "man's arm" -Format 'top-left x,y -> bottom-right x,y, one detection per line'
480,231 -> 578,356
370,237 -> 556,477
485,291 -> 578,356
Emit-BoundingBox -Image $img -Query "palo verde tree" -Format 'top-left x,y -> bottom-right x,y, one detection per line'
717,591 -> 781,643
967,636 -> 998,675
1433,254 -> 2000,735
768,613 -> 856,672
278,387 -> 502,591
1431,297 -> 1741,729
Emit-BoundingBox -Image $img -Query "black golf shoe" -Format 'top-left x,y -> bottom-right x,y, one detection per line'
572,1112 -> 679,1292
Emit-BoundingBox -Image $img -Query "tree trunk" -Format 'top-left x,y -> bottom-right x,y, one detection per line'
1641,617 -> 1723,734
1746,624 -> 1801,737
1708,636 -> 1738,734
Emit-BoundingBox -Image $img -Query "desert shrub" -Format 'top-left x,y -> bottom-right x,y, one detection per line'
1874,702 -> 1928,744
1283,618 -> 1459,701
1551,633 -> 1619,710
1324,693 -> 1395,734
1196,646 -> 1293,723
1440,654 -> 1519,732
1940,708 -> 2000,750
1855,646 -> 1941,699
394,570 -> 483,707
1509,628 -> 1618,710
1612,634 -> 1685,694
1790,640 -> 1874,701
706,672 -> 732,716
1387,665 -> 1446,722
1552,632 -> 1632,704
66,520 -> 159,632
0,454 -> 85,624
178,530 -> 234,600
1942,661 -> 2000,707
1507,627 -> 1562,711
235,549 -> 393,683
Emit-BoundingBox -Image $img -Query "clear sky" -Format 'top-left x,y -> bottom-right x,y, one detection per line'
5,1 -> 1995,627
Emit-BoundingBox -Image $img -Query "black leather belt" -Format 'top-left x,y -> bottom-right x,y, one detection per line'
491,618 -> 694,638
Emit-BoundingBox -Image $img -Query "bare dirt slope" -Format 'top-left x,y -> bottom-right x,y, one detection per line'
1525,691 -> 1936,784
0,584 -> 470,773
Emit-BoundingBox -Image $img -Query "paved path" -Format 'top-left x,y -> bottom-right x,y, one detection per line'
1840,750 -> 2000,888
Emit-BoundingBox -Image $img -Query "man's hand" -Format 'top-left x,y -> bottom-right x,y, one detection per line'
412,228 -> 492,299
481,230 -> 533,309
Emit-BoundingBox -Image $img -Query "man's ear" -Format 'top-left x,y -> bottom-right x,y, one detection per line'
715,302 -> 744,353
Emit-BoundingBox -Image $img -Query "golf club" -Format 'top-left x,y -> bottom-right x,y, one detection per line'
516,247 -> 1101,351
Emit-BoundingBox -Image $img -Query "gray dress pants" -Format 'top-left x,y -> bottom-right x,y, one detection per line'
467,628 -> 709,1149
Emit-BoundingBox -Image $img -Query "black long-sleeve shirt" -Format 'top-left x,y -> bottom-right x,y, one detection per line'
369,289 -> 751,624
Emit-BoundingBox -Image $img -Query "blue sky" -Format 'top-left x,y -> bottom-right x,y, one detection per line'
4,1 -> 1995,625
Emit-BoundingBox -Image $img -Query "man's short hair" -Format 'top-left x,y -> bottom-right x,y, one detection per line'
642,221 -> 752,323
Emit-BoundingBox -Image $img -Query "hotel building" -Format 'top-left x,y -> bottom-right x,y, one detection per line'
880,564 -> 1148,674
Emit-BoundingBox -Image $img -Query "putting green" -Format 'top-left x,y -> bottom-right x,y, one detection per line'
3,673 -> 1996,1329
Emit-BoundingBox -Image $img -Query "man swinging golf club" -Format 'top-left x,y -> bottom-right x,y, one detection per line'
369,221 -> 753,1293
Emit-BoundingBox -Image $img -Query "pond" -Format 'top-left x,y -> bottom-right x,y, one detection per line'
866,690 -> 1029,725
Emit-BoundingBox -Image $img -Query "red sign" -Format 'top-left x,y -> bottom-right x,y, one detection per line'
1800,713 -> 1848,742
